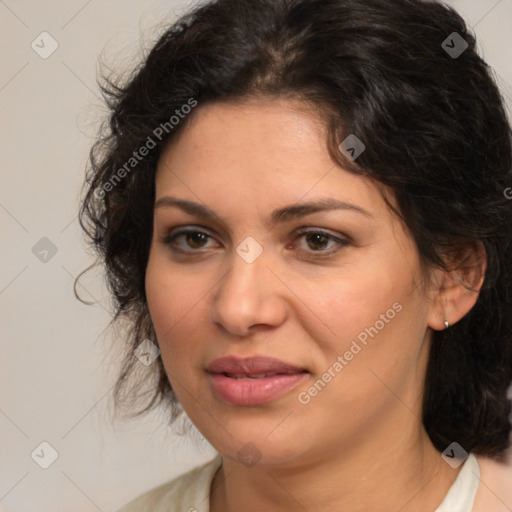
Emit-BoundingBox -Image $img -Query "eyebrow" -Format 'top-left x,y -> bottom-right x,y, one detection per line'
154,196 -> 373,224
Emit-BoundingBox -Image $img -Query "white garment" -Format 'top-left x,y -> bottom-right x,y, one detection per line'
117,453 -> 481,512
435,454 -> 480,512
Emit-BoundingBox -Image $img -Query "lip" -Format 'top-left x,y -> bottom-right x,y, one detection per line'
207,356 -> 305,375
207,356 -> 308,406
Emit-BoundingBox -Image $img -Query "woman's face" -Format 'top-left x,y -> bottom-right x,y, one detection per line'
145,97 -> 439,467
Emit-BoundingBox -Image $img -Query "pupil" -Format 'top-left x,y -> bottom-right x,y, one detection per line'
308,234 -> 327,250
187,232 -> 206,248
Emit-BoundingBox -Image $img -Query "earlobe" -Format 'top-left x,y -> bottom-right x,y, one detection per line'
427,241 -> 486,331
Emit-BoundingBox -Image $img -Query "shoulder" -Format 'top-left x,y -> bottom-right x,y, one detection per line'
116,454 -> 222,512
473,452 -> 512,512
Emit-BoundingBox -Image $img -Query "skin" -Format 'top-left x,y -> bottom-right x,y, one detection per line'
145,97 -> 484,511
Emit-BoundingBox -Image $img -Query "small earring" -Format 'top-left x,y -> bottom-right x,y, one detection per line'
444,320 -> 449,329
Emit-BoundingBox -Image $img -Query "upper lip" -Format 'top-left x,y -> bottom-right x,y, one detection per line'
207,356 -> 306,375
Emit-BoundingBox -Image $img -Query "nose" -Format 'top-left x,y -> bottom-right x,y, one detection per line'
211,249 -> 288,337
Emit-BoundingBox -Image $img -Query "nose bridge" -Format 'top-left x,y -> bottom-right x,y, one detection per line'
223,234 -> 268,296
217,247 -> 266,310
211,242 -> 286,334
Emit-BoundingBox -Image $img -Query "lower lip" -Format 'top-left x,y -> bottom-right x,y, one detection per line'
209,373 -> 308,406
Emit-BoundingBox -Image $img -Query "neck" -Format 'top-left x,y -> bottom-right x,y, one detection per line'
210,423 -> 461,512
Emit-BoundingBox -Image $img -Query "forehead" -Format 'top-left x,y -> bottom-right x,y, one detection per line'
159,97 -> 327,165
154,98 -> 389,221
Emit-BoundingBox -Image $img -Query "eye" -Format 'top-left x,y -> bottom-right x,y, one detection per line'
290,228 -> 349,256
161,226 -> 350,257
161,227 -> 220,253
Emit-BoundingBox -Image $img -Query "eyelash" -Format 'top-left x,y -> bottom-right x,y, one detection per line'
161,226 -> 350,258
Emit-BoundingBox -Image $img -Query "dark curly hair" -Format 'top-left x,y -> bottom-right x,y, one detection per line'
78,0 -> 512,457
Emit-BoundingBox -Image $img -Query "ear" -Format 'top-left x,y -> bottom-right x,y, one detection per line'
427,241 -> 487,331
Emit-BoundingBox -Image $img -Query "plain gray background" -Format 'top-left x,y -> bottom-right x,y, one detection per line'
1,1 -> 511,510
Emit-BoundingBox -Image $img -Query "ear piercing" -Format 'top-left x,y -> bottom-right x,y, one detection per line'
444,320 -> 450,329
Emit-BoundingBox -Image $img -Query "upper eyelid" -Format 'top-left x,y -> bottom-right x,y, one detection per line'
166,224 -> 219,239
165,225 -> 344,239
164,226 -> 348,250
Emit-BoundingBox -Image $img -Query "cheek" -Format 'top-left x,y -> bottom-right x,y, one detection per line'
145,248 -> 203,325
313,261 -> 428,399
145,257 -> 191,346
145,253 -> 216,373
306,249 -> 426,371
308,265 -> 400,342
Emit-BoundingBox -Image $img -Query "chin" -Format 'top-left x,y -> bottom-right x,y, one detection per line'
197,414 -> 311,467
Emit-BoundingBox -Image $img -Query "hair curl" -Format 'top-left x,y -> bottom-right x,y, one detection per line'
78,0 -> 512,457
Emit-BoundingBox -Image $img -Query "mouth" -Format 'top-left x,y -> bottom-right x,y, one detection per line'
207,356 -> 309,406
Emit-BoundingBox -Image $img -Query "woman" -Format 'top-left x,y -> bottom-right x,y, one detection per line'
79,0 -> 512,510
